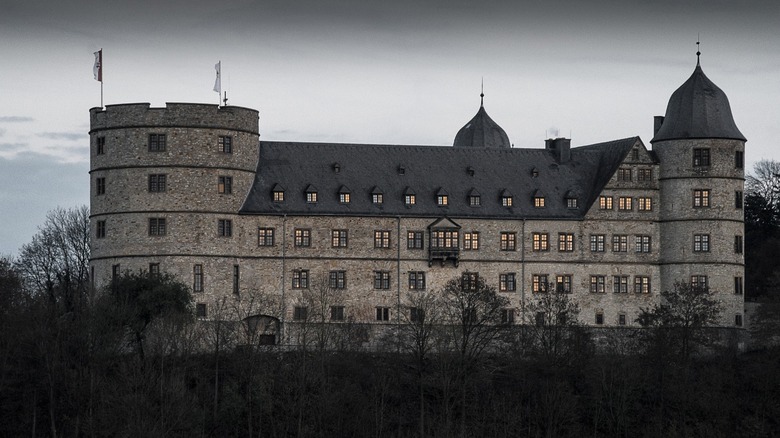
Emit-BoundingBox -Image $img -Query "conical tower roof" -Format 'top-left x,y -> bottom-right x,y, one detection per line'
652,62 -> 745,143
453,94 -> 510,148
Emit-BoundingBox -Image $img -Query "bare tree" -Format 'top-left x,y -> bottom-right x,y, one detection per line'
522,283 -> 584,365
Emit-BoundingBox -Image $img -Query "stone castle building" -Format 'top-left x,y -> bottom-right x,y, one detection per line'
89,57 -> 746,341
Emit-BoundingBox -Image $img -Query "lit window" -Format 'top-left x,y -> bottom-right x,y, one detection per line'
612,235 -> 628,252
590,275 -> 606,293
218,176 -> 232,194
618,197 -> 633,211
329,270 -> 346,289
148,174 -> 167,192
374,271 -> 391,289
407,231 -> 424,249
599,196 -> 613,210
437,195 -> 448,206
408,271 -> 426,290
464,232 -> 480,250
558,233 -> 574,252
532,274 -> 548,293
693,148 -> 710,167
294,229 -> 311,247
339,193 -> 350,204
691,275 -> 708,291
306,191 -> 318,203
218,136 -> 232,153
148,133 -> 166,152
532,233 -> 549,251
218,219 -> 232,237
500,232 -> 516,251
613,276 -> 629,293
431,230 -> 459,249
617,168 -> 632,182
694,234 -> 710,252
590,234 -> 605,252
373,193 -> 383,204
193,264 -> 203,292
556,275 -> 572,293
292,270 -> 309,289
634,276 -> 650,294
534,196 -> 545,208
374,230 -> 390,248
96,177 -> 106,195
693,189 -> 710,208
258,228 -> 274,246
331,229 -> 348,247
566,197 -> 578,208
500,273 -> 516,292
502,196 -> 513,207
405,194 -> 416,206
635,235 -> 651,253
149,218 -> 166,236
638,197 -> 652,211
273,190 -> 284,202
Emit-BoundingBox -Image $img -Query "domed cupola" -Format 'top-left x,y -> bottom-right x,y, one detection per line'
652,59 -> 745,143
453,92 -> 511,148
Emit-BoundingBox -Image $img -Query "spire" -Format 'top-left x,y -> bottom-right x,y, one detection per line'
696,35 -> 701,66
480,78 -> 484,108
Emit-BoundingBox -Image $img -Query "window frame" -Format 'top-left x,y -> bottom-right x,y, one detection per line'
374,271 -> 391,290
499,273 -> 516,292
292,269 -> 310,289
693,148 -> 710,167
294,228 -> 311,247
532,232 -> 549,251
407,231 -> 424,249
635,235 -> 651,253
148,174 -> 167,193
329,270 -> 347,289
408,271 -> 426,290
532,274 -> 548,293
218,175 -> 233,194
257,227 -> 275,246
693,189 -> 710,208
463,231 -> 480,250
590,234 -> 606,252
331,229 -> 348,248
693,234 -> 710,252
148,217 -> 167,236
374,230 -> 391,249
218,219 -> 232,237
500,232 -> 517,251
193,264 -> 203,293
599,196 -> 613,210
590,275 -> 606,293
634,276 -> 650,294
96,220 -> 106,239
218,135 -> 232,153
148,133 -> 166,152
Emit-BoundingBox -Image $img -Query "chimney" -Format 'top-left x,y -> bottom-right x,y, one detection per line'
654,116 -> 665,136
546,137 -> 571,163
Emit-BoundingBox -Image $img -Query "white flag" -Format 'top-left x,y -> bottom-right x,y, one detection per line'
93,50 -> 102,82
213,61 -> 221,94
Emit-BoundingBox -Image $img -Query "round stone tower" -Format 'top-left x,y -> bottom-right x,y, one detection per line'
651,60 -> 746,327
89,103 -> 259,293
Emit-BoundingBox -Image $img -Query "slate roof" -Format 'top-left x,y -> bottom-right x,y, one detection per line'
652,63 -> 746,142
452,105 -> 511,149
239,137 -> 642,219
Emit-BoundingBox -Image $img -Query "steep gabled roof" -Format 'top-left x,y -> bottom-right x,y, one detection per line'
240,137 -> 642,219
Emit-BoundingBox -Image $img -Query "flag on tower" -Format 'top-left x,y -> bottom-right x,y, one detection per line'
93,49 -> 103,82
213,61 -> 221,94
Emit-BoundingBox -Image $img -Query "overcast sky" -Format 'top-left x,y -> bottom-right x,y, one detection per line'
1,0 -> 778,256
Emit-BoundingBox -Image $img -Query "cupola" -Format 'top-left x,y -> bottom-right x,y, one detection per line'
453,92 -> 511,149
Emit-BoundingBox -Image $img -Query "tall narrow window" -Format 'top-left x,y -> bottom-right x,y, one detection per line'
735,150 -> 744,169
193,264 -> 203,292
735,276 -> 744,295
96,220 -> 106,239
218,219 -> 232,237
150,264 -> 160,279
149,133 -> 166,152
735,235 -> 743,254
232,265 -> 240,294
218,176 -> 232,194
96,177 -> 106,195
96,136 -> 105,155
499,273 -> 516,292
218,135 -> 232,153
735,191 -> 743,209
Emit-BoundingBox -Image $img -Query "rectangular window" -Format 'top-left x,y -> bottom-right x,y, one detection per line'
96,220 -> 106,239
501,309 -> 515,324
532,233 -> 549,251
148,174 -> 167,192
292,270 -> 309,289
590,275 -> 606,293
499,273 -> 516,292
112,264 -> 121,281
407,231 -> 424,249
218,135 -> 232,153
149,133 -> 166,152
96,177 -> 105,195
556,274 -> 572,293
96,136 -> 105,155
149,218 -> 166,236
218,219 -> 232,237
693,148 -> 710,166
469,195 -> 481,206
694,234 -> 710,252
634,276 -> 651,294
735,314 -> 743,327
638,168 -> 653,181
408,271 -> 426,290
535,312 -> 545,327
218,176 -> 232,194
502,196 -> 513,207
500,232 -> 516,251
148,263 -> 160,276
193,264 -> 203,292
257,228 -> 274,246
534,197 -> 545,208
330,306 -> 345,321
617,168 -> 632,182
332,229 -> 348,248
464,232 -> 480,250
374,230 -> 390,248
293,306 -> 308,321
196,303 -> 207,318
437,195 -> 448,206
613,275 -> 629,293
635,235 -> 651,253
619,314 -> 627,326
376,307 -> 390,321
599,196 -> 613,210
329,270 -> 346,289
558,233 -> 574,252
566,198 -> 578,208
618,197 -> 633,211
735,276 -> 743,295
735,191 -> 743,209
595,312 -> 604,325
294,229 -> 311,247
405,194 -> 416,206
612,235 -> 628,252
374,271 -> 391,290
339,193 -> 350,204
735,150 -> 744,169
273,190 -> 284,202
590,234 -> 606,252
306,192 -> 317,203
532,274 -> 549,293
232,265 -> 239,294
461,272 -> 479,291
735,235 -> 743,254
691,275 -> 708,291
638,197 -> 653,211
410,307 -> 425,323
693,189 -> 710,208
632,148 -> 640,161
373,193 -> 383,204
431,230 -> 459,249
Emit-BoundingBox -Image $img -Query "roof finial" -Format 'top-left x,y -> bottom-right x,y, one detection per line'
696,34 -> 701,66
480,77 -> 484,107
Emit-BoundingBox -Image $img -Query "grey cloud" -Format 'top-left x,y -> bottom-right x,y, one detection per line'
0,129 -> 5,137
0,116 -> 34,122
38,132 -> 87,141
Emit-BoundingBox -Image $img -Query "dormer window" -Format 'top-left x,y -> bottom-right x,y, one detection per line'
338,186 -> 351,204
437,195 -> 448,206
333,163 -> 341,173
467,166 -> 475,176
531,168 -> 539,178
501,189 -> 513,207
305,185 -> 318,203
566,197 -> 578,208
398,165 -> 406,175
468,188 -> 481,207
371,186 -> 384,204
533,190 -> 545,208
405,195 -> 416,206
271,184 -> 285,202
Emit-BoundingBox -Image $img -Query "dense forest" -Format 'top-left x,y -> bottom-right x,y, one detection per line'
2,159 -> 780,437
